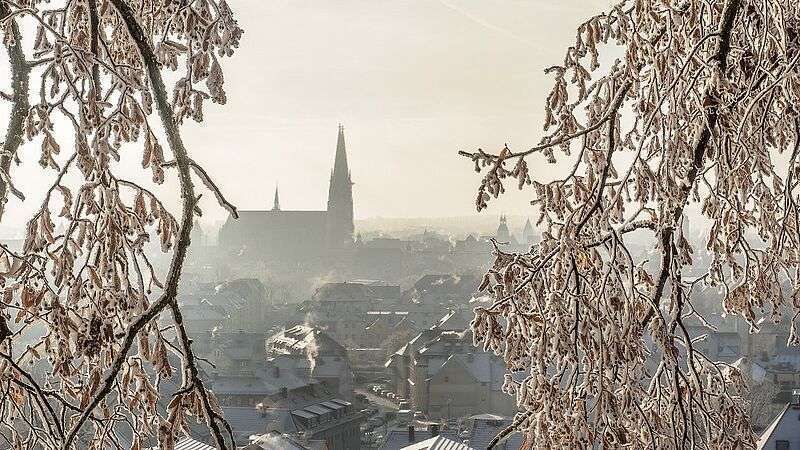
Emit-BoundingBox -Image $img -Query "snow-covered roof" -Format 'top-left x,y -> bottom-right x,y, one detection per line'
148,437 -> 215,450
731,357 -> 768,383
758,403 -> 800,449
400,435 -> 473,449
465,416 -> 524,449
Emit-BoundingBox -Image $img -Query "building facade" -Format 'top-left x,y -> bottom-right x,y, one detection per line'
266,325 -> 355,398
386,319 -> 516,419
218,126 -> 355,260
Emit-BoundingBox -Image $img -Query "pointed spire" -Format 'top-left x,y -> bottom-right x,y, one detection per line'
272,185 -> 281,211
523,218 -> 535,243
327,124 -> 355,248
497,215 -> 511,242
333,124 -> 350,184
523,218 -> 534,233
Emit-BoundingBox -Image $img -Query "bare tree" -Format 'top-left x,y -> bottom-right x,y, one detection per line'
0,0 -> 242,449
460,0 -> 800,448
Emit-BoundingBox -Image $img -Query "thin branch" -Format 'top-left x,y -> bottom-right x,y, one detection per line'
164,159 -> 239,218
0,2 -> 30,220
458,81 -> 630,162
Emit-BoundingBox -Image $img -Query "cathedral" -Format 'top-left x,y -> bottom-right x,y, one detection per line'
218,126 -> 355,260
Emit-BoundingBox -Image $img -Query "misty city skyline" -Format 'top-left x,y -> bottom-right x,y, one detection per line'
0,0 -> 613,233
3,1 -> 797,448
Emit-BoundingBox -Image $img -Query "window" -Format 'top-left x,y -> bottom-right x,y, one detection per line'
777,440 -> 790,450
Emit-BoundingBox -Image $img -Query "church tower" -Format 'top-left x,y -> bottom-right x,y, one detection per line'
272,185 -> 281,211
522,218 -> 535,244
326,125 -> 355,248
496,215 -> 511,243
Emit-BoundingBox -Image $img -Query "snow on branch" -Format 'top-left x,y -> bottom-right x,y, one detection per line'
458,0 -> 800,447
0,0 -> 243,448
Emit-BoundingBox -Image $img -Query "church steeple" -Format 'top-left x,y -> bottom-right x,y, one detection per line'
496,215 -> 511,243
334,124 -> 349,177
523,218 -> 535,243
272,185 -> 281,211
327,124 -> 354,248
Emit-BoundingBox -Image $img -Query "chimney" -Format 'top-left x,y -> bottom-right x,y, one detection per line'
407,425 -> 415,442
429,423 -> 440,437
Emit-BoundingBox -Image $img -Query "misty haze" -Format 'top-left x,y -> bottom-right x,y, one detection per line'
1,1 -> 800,449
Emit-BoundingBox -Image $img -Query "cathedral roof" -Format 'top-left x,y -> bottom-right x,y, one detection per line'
219,125 -> 354,253
225,210 -> 328,229
235,210 -> 327,217
219,210 -> 329,258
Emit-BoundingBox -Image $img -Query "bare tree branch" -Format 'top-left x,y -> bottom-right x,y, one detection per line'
0,2 -> 30,219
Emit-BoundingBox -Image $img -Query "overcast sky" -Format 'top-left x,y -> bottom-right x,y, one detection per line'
1,0 -> 613,232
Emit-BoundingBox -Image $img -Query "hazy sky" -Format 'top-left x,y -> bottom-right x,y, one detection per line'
1,0 -> 613,232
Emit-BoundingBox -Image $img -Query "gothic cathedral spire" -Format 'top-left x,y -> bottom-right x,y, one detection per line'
272,185 -> 281,211
496,215 -> 511,243
326,124 -> 354,248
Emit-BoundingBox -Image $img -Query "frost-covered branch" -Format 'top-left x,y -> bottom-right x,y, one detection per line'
0,0 -> 242,448
460,0 -> 800,447
0,1 -> 30,219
